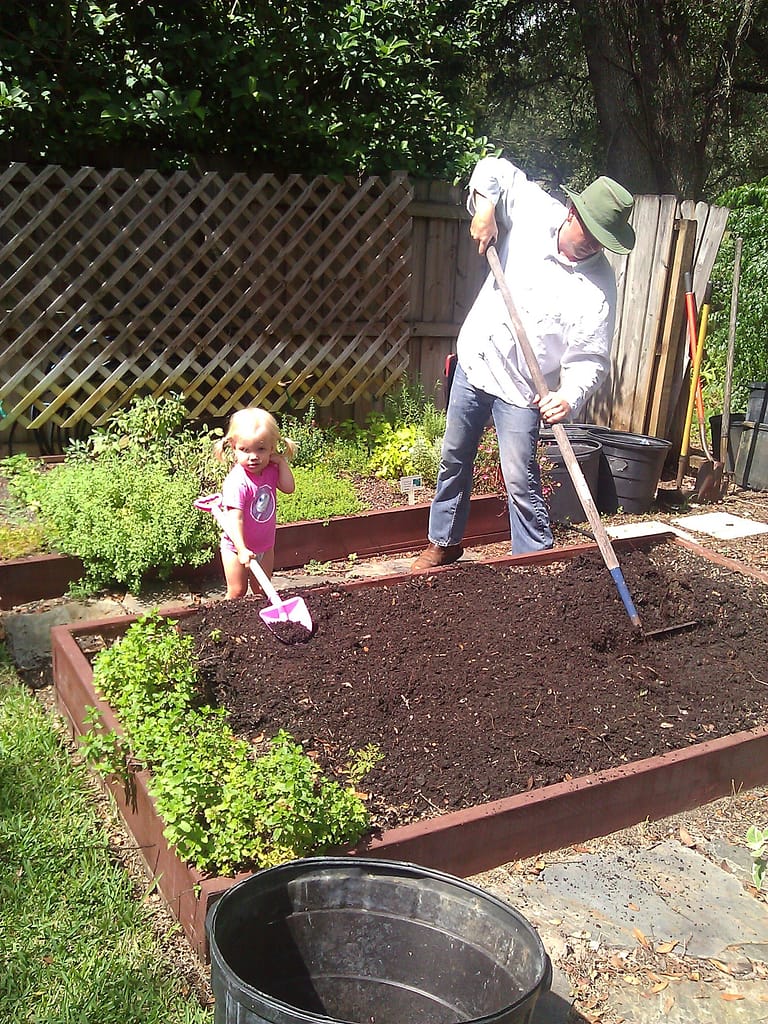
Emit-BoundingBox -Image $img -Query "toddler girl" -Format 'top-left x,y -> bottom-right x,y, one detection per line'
214,407 -> 296,599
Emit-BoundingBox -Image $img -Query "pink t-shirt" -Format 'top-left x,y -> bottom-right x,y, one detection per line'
220,462 -> 280,555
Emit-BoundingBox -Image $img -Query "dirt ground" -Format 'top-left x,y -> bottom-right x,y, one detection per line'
8,469 -> 768,1021
180,541 -> 768,840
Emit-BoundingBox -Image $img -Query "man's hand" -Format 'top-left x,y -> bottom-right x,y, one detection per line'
534,391 -> 572,425
470,193 -> 498,255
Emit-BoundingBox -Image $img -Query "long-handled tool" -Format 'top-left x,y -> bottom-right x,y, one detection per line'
486,245 -> 696,640
709,236 -> 743,501
194,494 -> 313,640
683,274 -> 713,459
690,281 -> 723,500
675,277 -> 711,490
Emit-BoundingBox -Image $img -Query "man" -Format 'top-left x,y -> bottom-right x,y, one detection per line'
411,156 -> 635,572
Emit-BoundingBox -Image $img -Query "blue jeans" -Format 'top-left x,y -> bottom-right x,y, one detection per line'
428,363 -> 553,553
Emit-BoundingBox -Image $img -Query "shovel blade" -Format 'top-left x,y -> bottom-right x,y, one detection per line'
259,596 -> 313,632
694,461 -> 725,503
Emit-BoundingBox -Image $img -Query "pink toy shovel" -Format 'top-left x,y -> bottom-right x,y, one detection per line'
194,494 -> 313,639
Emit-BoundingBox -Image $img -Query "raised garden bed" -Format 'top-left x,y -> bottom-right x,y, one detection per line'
51,533 -> 768,960
1,493 -> 508,608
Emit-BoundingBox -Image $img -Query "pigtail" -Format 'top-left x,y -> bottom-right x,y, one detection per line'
213,436 -> 231,463
279,435 -> 298,462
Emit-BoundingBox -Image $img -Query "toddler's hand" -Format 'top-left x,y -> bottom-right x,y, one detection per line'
237,548 -> 255,566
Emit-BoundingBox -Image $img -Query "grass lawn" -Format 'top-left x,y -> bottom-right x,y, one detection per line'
0,650 -> 213,1024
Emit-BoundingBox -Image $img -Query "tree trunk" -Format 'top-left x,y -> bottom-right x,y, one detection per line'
571,0 -> 707,198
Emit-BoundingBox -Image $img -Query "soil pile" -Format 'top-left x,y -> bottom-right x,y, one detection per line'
181,543 -> 768,832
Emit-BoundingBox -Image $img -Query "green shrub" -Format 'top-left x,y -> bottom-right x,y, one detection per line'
278,466 -> 362,522
36,454 -> 213,592
367,423 -> 421,479
706,181 -> 768,415
0,453 -> 47,511
82,613 -> 378,874
0,522 -> 48,560
280,399 -> 331,470
322,433 -> 373,477
383,375 -> 441,426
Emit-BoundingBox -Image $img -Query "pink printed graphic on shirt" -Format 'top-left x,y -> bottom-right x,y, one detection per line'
250,485 -> 276,523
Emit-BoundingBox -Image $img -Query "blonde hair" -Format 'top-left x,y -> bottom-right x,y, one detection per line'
214,407 -> 297,462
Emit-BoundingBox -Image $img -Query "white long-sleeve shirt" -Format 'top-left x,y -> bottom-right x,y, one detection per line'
456,157 -> 617,415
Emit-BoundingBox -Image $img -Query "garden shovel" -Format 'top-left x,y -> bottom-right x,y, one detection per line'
194,494 -> 313,639
486,246 -> 697,640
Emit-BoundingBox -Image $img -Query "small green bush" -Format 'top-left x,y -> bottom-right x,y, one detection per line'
280,399 -> 330,470
0,452 -> 48,511
278,466 -> 362,522
0,522 -> 48,560
707,181 -> 768,415
36,455 -> 213,592
82,613 -> 378,874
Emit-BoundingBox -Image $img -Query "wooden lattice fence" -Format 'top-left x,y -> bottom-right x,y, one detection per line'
0,164 -> 412,440
0,163 -> 729,456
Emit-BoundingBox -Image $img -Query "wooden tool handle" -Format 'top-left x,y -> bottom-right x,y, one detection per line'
486,245 -> 641,628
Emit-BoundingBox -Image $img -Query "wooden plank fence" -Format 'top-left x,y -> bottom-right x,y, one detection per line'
0,164 -> 728,454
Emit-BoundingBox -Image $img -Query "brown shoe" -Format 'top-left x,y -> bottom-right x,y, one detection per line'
410,542 -> 464,573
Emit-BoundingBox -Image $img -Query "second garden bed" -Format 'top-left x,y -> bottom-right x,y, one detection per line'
52,534 -> 768,959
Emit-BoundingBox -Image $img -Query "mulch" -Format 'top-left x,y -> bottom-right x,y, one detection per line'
180,541 -> 768,837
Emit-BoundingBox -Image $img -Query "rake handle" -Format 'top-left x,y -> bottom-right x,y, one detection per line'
486,245 -> 641,630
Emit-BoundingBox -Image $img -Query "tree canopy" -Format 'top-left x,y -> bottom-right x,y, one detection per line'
475,0 -> 768,199
2,2 -> 768,195
0,1 -> 489,179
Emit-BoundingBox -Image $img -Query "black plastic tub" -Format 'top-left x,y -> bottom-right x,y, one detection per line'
207,857 -> 552,1024
710,413 -> 746,473
747,382 -> 768,425
538,435 -> 602,524
577,426 -> 671,514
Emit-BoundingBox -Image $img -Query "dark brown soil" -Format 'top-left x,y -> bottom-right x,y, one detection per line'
179,541 -> 768,834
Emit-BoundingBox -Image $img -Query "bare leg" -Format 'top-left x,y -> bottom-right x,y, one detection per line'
220,548 -> 249,599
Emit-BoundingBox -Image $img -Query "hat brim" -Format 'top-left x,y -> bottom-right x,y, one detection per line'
562,185 -> 635,256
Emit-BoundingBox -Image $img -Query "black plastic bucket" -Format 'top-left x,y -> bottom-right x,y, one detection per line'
578,426 -> 671,514
747,382 -> 768,425
538,436 -> 602,523
206,857 -> 552,1024
709,413 -> 746,473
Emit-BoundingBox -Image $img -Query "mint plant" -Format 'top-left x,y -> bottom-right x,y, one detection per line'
746,825 -> 768,892
82,613 -> 380,875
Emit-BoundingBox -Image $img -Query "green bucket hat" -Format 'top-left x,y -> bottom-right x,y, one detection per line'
562,176 -> 635,255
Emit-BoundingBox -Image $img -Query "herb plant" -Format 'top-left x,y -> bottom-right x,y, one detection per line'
82,613 -> 380,875
746,825 -> 768,892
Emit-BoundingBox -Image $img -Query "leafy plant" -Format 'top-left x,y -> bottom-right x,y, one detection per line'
383,376 -> 432,426
367,423 -> 421,479
3,395 -> 222,592
82,613 -> 379,875
474,427 -> 505,499
303,559 -> 334,575
470,428 -> 559,507
0,521 -> 48,560
0,453 -> 48,512
36,455 -> 213,592
280,399 -> 330,470
746,825 -> 768,892
705,181 -> 768,416
278,466 -> 362,523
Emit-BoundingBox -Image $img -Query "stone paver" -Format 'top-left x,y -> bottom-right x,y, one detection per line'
476,835 -> 768,1023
